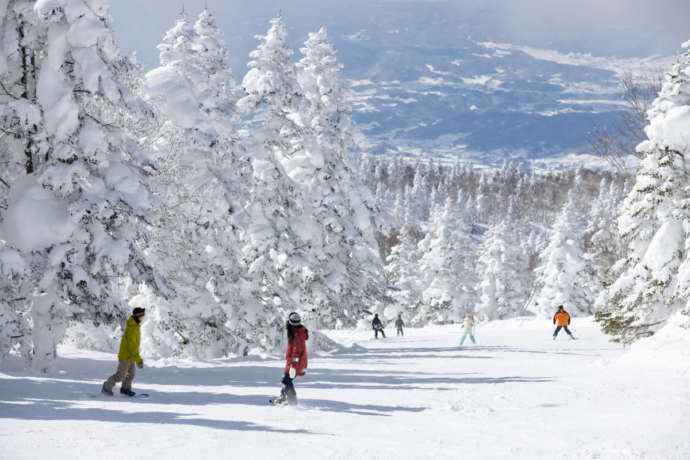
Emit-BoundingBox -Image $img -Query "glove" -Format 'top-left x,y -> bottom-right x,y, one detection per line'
289,366 -> 296,379
137,360 -> 144,369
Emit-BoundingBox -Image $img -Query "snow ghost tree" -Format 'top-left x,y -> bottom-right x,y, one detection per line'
596,41 -> 690,344
295,26 -> 385,327
144,10 -> 267,357
385,224 -> 424,323
584,179 -> 624,294
475,202 -> 530,320
238,16 -> 329,331
416,195 -> 477,323
1,0 -> 161,371
528,192 -> 594,318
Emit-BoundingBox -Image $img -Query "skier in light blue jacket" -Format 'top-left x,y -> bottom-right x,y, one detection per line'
460,314 -> 476,345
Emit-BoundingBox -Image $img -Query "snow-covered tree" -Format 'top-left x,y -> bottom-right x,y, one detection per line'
385,224 -> 424,322
475,201 -> 530,320
528,192 -> 594,318
475,172 -> 492,224
0,1 -> 45,181
585,178 -> 623,292
295,26 -> 385,327
415,195 -> 478,323
0,245 -> 30,367
596,41 -> 690,344
143,10 -> 264,357
0,0 -> 161,371
238,16 -> 325,332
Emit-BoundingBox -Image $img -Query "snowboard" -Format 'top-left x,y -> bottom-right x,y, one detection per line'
269,396 -> 298,406
269,397 -> 286,406
91,392 -> 150,399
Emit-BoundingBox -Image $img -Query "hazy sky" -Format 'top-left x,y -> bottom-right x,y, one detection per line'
108,0 -> 690,77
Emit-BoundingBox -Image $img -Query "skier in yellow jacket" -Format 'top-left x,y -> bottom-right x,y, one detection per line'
102,307 -> 145,396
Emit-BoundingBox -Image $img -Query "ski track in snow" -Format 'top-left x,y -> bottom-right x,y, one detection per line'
1,318 -> 689,460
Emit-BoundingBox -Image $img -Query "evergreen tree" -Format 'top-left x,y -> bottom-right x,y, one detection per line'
238,16 -> 321,332
528,192 -> 594,318
0,0 -> 161,371
144,10 -> 268,357
585,178 -> 623,293
596,41 -> 690,344
475,201 -> 529,320
296,26 -> 385,327
416,195 -> 478,323
385,224 -> 424,323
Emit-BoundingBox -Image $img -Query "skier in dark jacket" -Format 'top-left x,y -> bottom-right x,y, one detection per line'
274,312 -> 309,406
395,314 -> 405,336
372,313 -> 386,339
553,305 -> 575,340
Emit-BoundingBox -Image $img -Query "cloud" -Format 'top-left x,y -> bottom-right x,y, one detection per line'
108,0 -> 689,76
482,0 -> 690,57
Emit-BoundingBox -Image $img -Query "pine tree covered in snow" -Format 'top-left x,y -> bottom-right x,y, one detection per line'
475,202 -> 530,320
528,192 -> 594,318
385,224 -> 424,323
416,195 -> 478,323
295,26 -> 384,327
0,0 -> 161,371
584,178 -> 624,293
238,16 -> 326,333
143,11 -> 268,357
0,245 -> 30,365
0,1 -> 42,366
596,41 -> 690,344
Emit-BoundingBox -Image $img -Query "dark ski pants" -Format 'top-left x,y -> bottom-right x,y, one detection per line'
375,328 -> 385,339
553,325 -> 573,338
281,373 -> 297,405
397,327 -> 404,336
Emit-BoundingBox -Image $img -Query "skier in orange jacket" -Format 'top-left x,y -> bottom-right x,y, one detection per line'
553,305 -> 575,340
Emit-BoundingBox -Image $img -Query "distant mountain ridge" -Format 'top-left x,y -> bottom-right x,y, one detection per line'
342,39 -> 672,162
107,0 -> 679,164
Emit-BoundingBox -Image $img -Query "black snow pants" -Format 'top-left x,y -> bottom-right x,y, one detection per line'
375,328 -> 386,339
553,325 -> 573,338
397,327 -> 404,336
281,372 -> 297,405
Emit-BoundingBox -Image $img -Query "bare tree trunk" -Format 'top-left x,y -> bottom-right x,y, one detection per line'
18,23 -> 35,174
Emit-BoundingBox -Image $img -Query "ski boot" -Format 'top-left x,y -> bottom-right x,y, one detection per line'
101,384 -> 113,396
271,394 -> 288,406
120,388 -> 136,397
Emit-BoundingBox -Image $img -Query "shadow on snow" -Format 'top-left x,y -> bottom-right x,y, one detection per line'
0,342 -> 556,423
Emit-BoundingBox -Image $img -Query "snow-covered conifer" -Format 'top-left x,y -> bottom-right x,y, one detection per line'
385,224 -> 424,322
416,194 -> 478,323
597,41 -> 690,343
237,16 -> 327,336
584,178 -> 623,291
0,0 -> 161,371
475,201 -> 530,320
295,26 -> 385,326
528,192 -> 594,318
144,10 -> 262,357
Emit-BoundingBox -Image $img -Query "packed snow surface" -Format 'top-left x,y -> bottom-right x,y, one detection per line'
1,318 -> 689,460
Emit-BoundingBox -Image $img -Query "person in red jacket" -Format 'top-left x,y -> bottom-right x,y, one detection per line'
275,312 -> 309,406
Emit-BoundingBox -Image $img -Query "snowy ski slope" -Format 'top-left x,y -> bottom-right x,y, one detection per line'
1,318 -> 689,459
